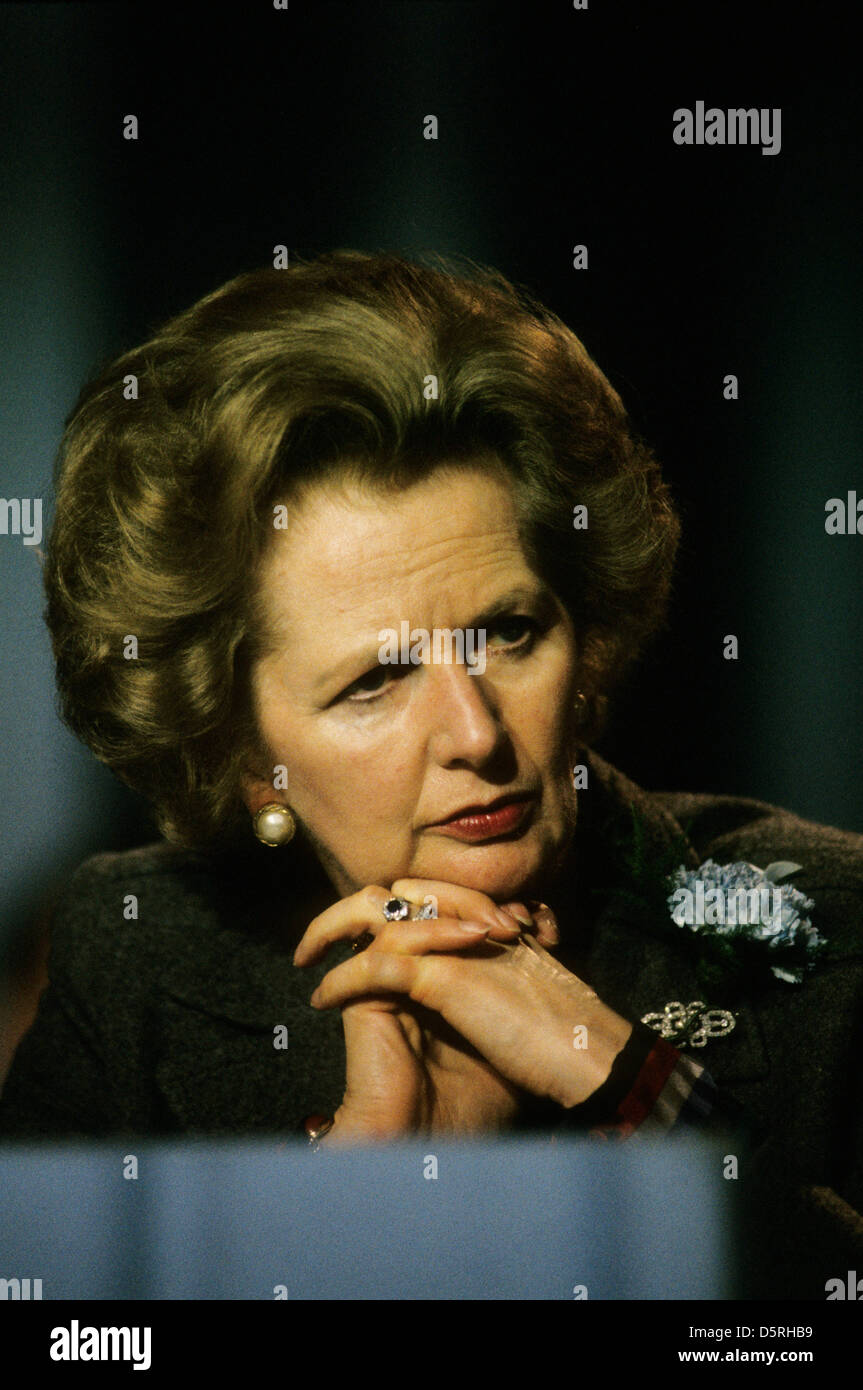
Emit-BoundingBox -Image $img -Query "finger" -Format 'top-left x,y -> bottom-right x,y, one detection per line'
498,900 -> 535,929
311,929 -> 531,1015
310,950 -> 421,1010
505,900 -> 560,948
390,878 -> 524,938
293,885 -> 392,966
295,893 -> 495,967
368,918 -> 491,956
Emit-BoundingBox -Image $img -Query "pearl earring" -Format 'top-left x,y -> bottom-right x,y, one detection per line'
253,802 -> 297,847
573,690 -> 588,723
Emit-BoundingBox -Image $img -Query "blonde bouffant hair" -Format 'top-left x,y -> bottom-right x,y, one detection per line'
46,249 -> 680,845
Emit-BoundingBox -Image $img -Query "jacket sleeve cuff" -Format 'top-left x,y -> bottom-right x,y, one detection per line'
559,1021 -> 717,1141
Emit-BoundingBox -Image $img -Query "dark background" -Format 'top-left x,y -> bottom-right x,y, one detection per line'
1,1 -> 861,1049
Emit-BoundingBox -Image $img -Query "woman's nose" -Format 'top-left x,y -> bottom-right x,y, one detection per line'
425,663 -> 504,767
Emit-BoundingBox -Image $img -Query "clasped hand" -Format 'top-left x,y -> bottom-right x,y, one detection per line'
292,879 -> 632,1142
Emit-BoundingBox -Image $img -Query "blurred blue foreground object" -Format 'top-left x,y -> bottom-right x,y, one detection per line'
0,1136 -> 735,1300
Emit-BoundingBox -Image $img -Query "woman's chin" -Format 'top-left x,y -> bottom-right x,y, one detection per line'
413,827 -> 565,902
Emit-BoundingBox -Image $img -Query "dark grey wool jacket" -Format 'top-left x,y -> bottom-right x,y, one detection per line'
3,749 -> 863,1299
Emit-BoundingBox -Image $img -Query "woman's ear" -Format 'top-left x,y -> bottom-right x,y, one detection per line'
240,770 -> 283,817
240,741 -> 292,816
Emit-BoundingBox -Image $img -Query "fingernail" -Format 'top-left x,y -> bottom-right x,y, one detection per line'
534,903 -> 557,929
532,902 -> 559,942
503,902 -> 534,928
458,922 -> 490,936
494,908 -> 522,933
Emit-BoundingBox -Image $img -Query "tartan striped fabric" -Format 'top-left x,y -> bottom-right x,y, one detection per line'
582,1024 -> 716,1141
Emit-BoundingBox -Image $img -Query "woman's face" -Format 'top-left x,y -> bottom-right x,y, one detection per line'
245,463 -> 581,902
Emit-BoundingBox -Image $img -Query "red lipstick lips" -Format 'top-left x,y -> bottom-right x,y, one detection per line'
430,794 -> 535,842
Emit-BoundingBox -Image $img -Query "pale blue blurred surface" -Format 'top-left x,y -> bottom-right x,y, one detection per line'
0,1137 -> 735,1300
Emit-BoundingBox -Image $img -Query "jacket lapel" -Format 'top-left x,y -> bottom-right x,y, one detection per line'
579,751 -> 771,1085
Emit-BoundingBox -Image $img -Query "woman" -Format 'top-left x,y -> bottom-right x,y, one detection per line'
2,250 -> 862,1297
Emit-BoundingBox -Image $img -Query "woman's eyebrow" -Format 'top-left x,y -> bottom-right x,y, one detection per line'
471,584 -> 556,626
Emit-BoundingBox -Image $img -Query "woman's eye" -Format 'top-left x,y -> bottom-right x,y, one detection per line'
487,616 -> 537,649
339,620 -> 537,701
343,664 -> 406,702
